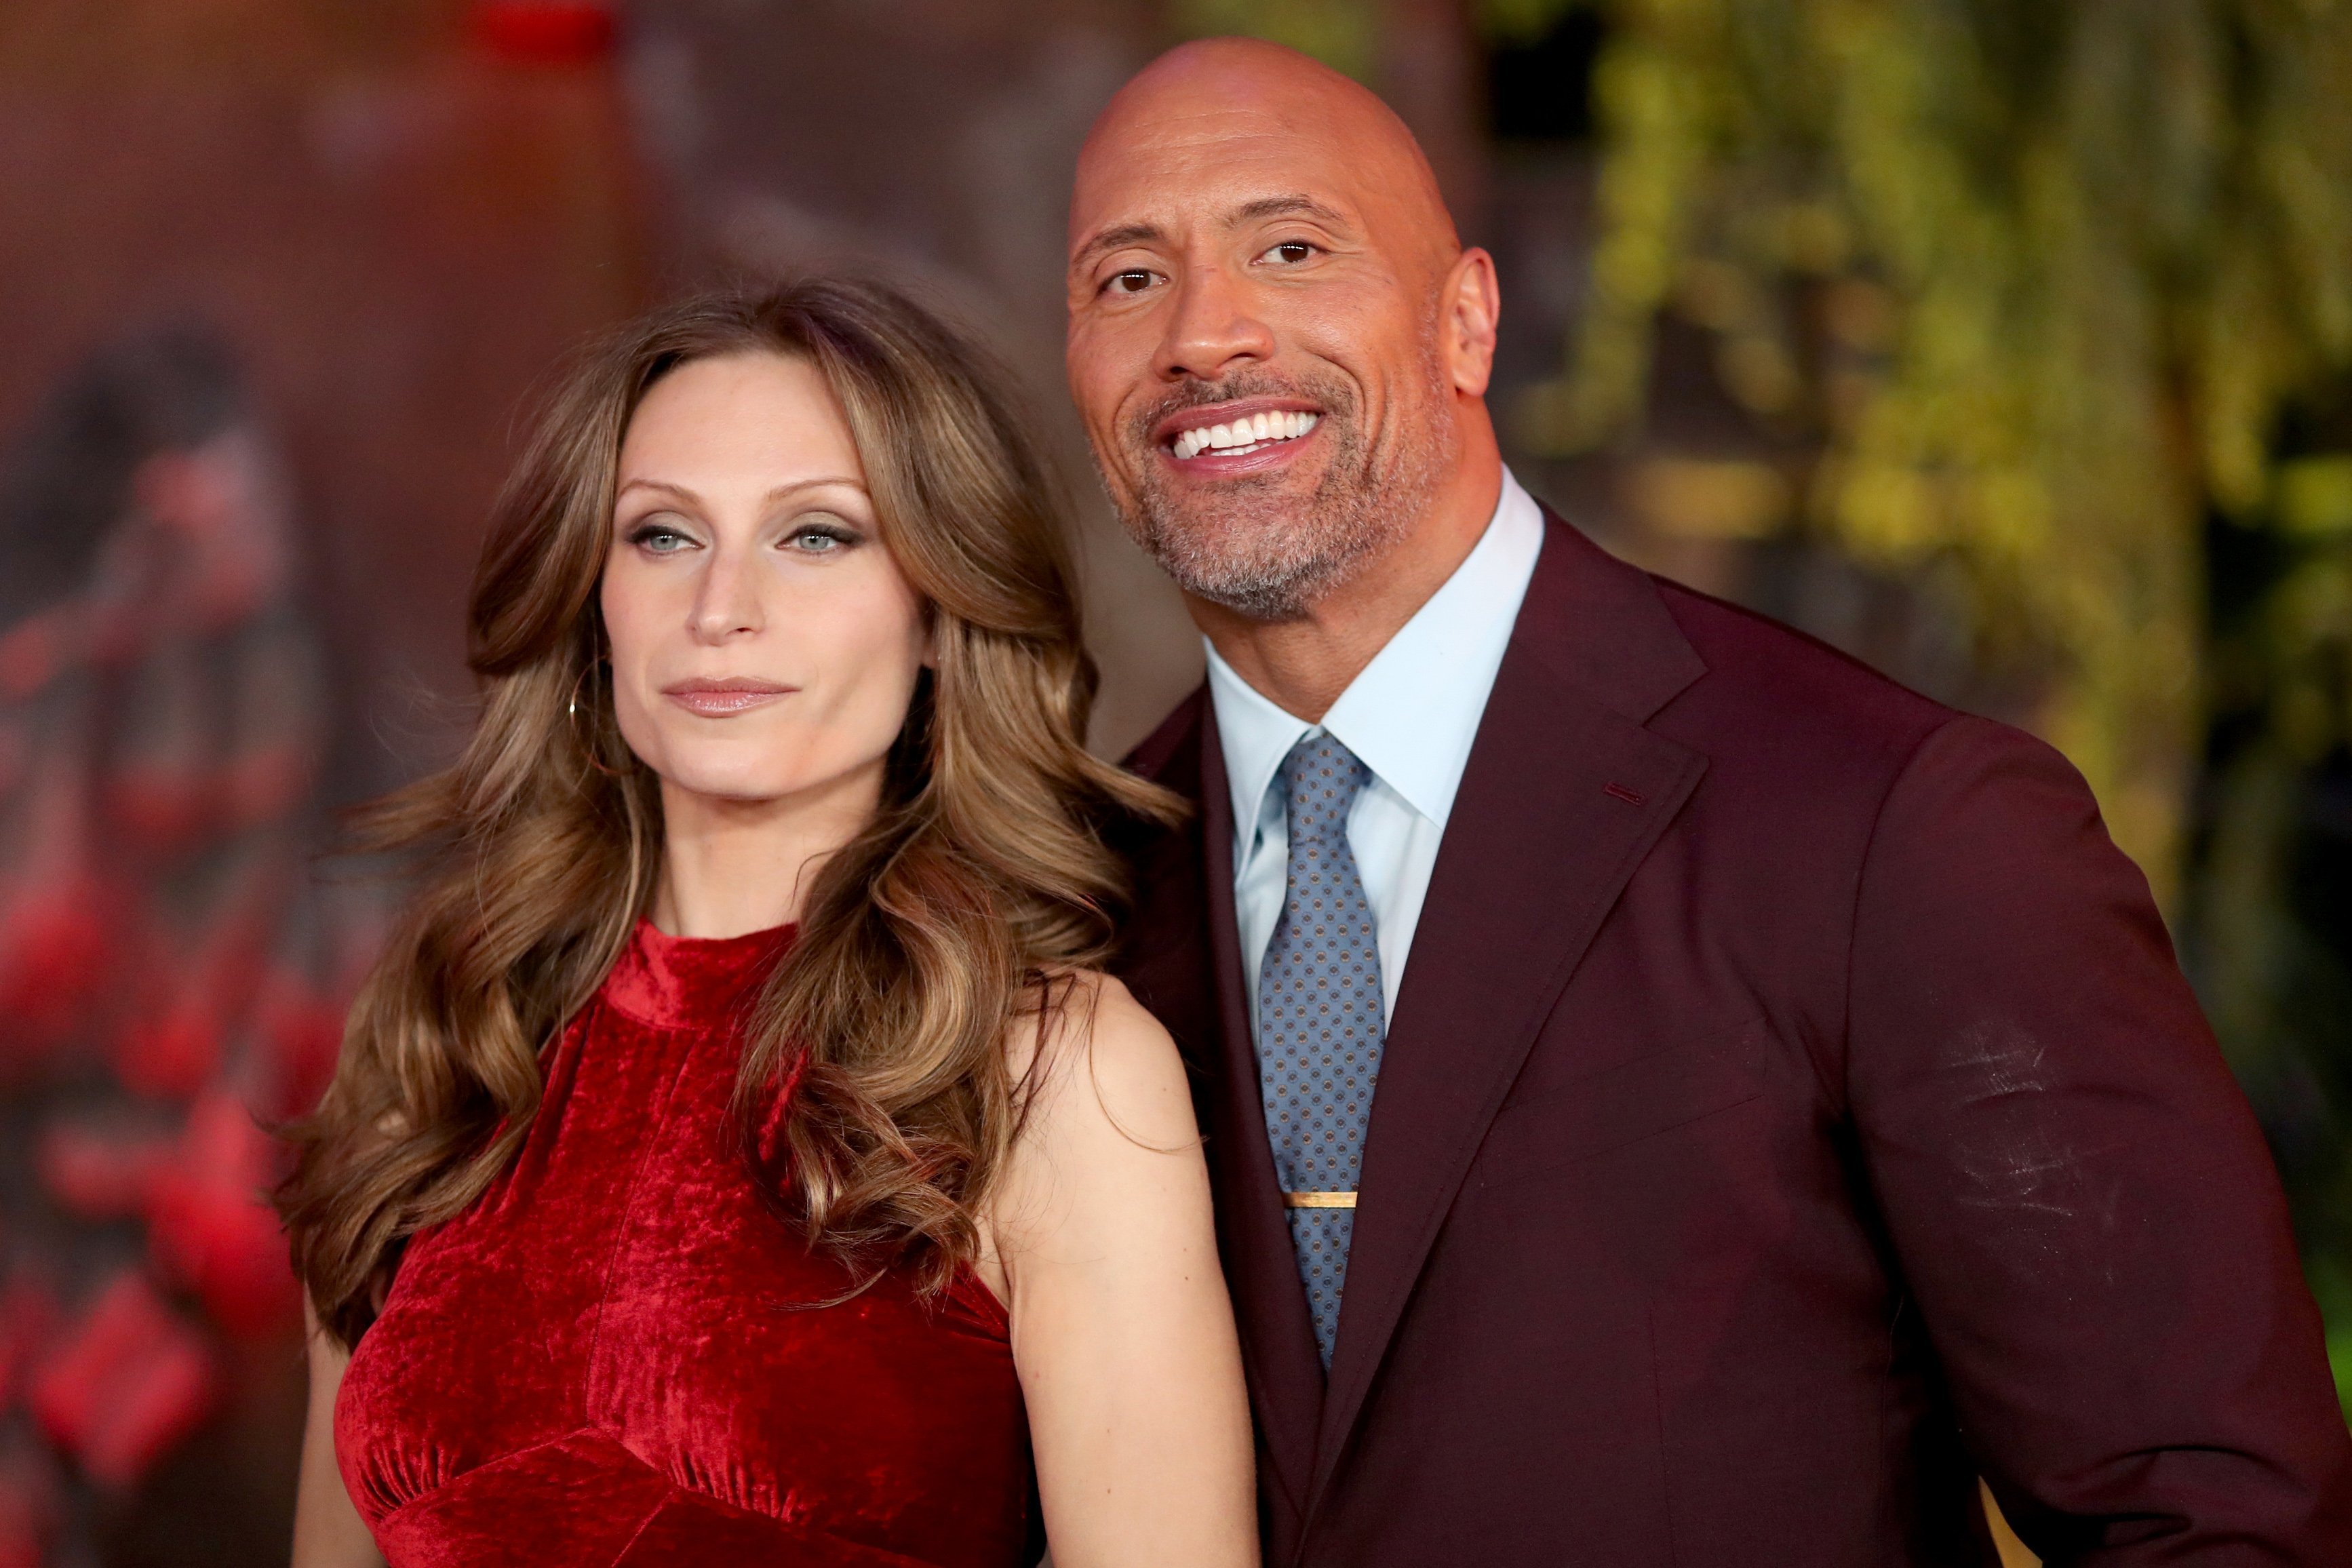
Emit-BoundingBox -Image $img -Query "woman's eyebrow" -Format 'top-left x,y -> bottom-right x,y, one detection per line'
761,477 -> 866,504
614,476 -> 867,506
616,477 -> 701,505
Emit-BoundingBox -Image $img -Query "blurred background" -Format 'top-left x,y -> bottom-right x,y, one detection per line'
0,1 -> 2345,1562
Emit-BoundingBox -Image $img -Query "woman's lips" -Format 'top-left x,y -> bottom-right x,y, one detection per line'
661,679 -> 796,717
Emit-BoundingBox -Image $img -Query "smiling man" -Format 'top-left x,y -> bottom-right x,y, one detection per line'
1072,36 -> 2352,1568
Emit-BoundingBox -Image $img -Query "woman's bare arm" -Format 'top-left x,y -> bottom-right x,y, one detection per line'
986,975 -> 1259,1568
292,1299 -> 384,1568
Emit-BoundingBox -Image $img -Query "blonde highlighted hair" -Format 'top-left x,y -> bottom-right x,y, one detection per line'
278,279 -> 1179,1346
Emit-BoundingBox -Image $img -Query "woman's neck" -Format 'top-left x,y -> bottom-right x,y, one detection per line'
648,764 -> 883,939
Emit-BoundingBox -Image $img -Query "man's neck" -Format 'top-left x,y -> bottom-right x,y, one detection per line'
1195,447 -> 1503,724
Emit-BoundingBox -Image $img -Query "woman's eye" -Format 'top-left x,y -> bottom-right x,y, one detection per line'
783,522 -> 857,555
1103,269 -> 1158,296
1261,241 -> 1317,265
628,522 -> 694,553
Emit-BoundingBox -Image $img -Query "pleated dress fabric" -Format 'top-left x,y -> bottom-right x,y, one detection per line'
334,921 -> 1032,1568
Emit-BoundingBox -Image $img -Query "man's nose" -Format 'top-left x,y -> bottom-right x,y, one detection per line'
1154,263 -> 1276,383
689,545 -> 763,642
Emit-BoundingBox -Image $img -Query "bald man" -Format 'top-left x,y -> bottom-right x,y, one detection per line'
1072,37 -> 2352,1568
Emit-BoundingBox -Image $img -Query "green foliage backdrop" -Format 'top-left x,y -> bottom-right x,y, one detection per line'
1514,0 -> 2352,910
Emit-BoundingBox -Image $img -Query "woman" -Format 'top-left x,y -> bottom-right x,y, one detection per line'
277,280 -> 1258,1567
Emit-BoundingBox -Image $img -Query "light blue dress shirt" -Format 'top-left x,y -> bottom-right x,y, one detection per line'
1208,468 -> 1546,1030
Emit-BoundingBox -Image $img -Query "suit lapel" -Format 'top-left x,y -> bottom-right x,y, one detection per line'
1306,509 -> 1711,1510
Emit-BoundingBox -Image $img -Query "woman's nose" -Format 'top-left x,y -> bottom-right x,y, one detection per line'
689,547 -> 764,642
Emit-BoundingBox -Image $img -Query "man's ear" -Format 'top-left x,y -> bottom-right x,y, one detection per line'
1442,247 -> 1501,398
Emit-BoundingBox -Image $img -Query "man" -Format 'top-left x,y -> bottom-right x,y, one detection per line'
1068,37 -> 2352,1567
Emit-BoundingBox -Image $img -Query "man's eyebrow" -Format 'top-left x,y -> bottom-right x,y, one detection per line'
1072,222 -> 1165,269
1233,193 -> 1350,227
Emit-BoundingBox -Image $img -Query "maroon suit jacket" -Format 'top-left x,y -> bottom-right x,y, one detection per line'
1108,505 -> 2352,1565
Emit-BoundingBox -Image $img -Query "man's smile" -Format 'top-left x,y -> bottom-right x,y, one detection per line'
1152,396 -> 1325,473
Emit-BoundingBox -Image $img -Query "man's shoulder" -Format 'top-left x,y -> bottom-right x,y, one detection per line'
1641,572 -> 1964,774
1519,502 -> 1965,781
1632,572 -> 2104,857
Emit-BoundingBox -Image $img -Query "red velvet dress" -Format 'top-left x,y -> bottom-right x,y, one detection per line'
335,922 -> 1033,1567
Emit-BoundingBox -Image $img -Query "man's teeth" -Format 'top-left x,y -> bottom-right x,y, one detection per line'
1171,411 -> 1320,460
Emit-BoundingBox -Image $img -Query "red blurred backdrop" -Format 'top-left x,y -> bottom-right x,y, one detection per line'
0,3 -> 651,1560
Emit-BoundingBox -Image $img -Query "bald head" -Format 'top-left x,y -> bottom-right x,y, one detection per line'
1072,38 -> 1460,283
1063,37 -> 1502,644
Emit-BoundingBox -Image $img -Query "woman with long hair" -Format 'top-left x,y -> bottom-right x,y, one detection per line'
277,280 -> 1257,1567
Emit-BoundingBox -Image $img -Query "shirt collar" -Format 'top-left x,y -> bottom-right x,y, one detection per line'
1206,468 -> 1547,840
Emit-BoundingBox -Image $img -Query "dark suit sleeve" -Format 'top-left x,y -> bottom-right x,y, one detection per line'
1846,714 -> 2352,1561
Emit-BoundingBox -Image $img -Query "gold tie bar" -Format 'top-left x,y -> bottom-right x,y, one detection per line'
1284,1191 -> 1358,1209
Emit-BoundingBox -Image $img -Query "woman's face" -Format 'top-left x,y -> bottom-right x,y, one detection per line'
601,351 -> 928,810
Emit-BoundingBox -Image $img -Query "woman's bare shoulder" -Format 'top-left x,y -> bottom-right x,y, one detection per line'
1008,968 -> 1196,1152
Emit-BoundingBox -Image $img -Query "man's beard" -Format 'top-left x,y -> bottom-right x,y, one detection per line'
1102,353 -> 1455,621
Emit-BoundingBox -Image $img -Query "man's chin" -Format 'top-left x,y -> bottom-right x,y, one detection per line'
1142,529 -> 1361,621
1133,466 -> 1322,535
1113,452 -> 1392,620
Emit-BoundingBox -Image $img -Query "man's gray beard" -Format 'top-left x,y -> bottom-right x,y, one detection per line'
1108,377 -> 1455,622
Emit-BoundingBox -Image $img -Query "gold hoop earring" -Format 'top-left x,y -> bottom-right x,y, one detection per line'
568,661 -> 623,779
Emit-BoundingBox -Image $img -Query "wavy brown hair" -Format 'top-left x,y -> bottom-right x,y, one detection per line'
277,279 -> 1179,1348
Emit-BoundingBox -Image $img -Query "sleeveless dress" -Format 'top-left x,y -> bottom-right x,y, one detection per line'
335,922 -> 1034,1568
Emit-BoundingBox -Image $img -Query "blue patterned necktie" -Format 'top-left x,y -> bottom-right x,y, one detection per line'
1256,733 -> 1386,1369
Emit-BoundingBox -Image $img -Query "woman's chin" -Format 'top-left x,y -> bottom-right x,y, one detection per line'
646,755 -> 880,817
656,771 -> 800,810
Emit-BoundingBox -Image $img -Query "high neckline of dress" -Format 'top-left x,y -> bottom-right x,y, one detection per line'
600,918 -> 797,1031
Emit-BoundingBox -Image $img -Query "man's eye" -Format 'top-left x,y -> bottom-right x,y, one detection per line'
1103,269 -> 1158,296
1261,241 -> 1317,265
